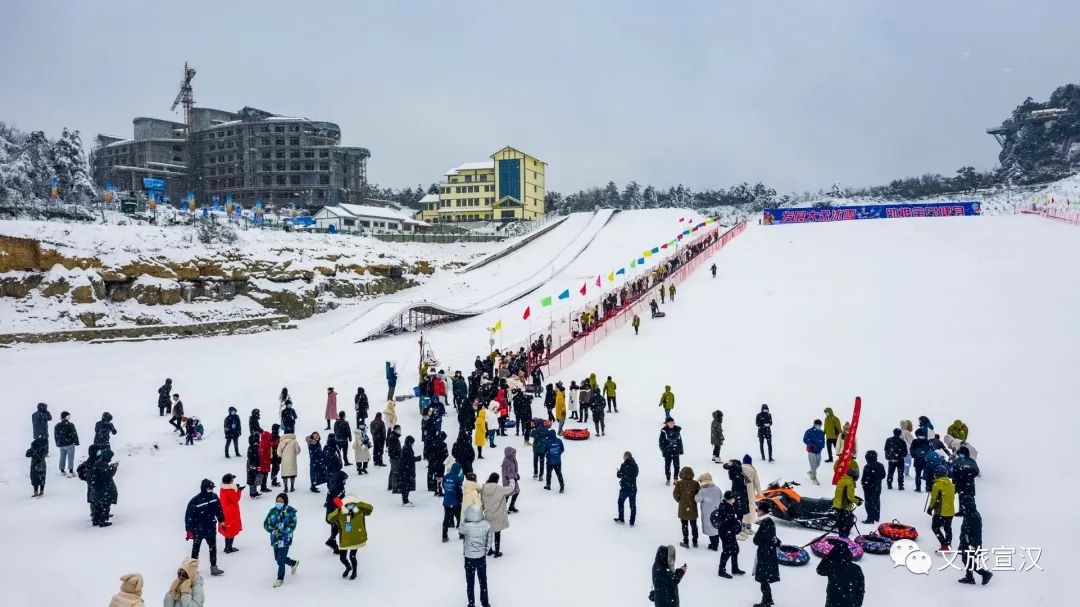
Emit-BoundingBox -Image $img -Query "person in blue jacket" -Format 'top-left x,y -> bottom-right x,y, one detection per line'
442,462 -> 464,542
802,419 -> 826,485
307,432 -> 328,492
543,428 -> 565,493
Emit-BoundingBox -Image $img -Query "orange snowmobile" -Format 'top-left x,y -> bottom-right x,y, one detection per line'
756,480 -> 838,531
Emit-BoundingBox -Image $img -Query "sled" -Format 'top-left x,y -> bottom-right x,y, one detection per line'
877,520 -> 919,541
650,311 -> 666,319
810,535 -> 864,560
756,480 -> 837,531
562,428 -> 590,441
854,533 -> 892,555
776,544 -> 811,566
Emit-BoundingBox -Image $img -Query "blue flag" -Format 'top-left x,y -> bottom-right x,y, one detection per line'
637,257 -> 645,265
557,289 -> 570,300
651,246 -> 660,254
616,268 -> 626,276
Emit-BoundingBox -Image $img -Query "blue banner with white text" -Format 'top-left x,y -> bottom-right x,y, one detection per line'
763,201 -> 981,225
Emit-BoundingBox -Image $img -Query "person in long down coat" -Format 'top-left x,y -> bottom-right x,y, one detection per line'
473,407 -> 489,459
672,466 -> 700,548
32,402 -> 52,455
481,472 -> 514,557
90,448 -> 119,526
398,435 -> 421,505
369,413 -> 386,466
307,433 -> 328,492
354,387 -> 369,426
26,437 -> 48,497
713,491 -> 745,577
94,412 -> 117,448
108,572 -> 145,607
651,545 -> 687,607
258,430 -> 273,493
710,410 -> 725,463
77,444 -> 100,519
387,426 -> 403,492
325,387 -> 339,430
219,474 -> 243,553
277,433 -> 300,493
752,501 -> 781,607
501,446 -> 521,513
249,409 -> 262,436
158,379 -> 173,416
723,460 -> 750,520
695,473 -> 724,550
816,537 -> 865,607
741,455 -> 763,533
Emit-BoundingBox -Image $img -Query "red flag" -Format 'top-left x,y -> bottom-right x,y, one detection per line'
678,217 -> 684,222
831,396 -> 863,486
595,275 -> 601,287
579,283 -> 587,296
522,306 -> 531,320
661,243 -> 669,249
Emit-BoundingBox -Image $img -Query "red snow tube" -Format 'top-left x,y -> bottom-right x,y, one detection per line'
776,544 -> 810,566
877,520 -> 919,541
854,533 -> 892,555
562,428 -> 591,441
811,536 -> 864,561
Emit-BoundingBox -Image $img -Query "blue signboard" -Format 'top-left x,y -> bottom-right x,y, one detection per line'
762,201 -> 981,225
143,177 -> 165,191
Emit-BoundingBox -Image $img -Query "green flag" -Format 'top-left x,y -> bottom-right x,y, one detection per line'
540,296 -> 553,307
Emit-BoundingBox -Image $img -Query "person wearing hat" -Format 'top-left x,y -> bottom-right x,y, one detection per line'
884,428 -> 908,490
831,462 -> 861,538
816,536 -> 864,606
219,474 -> 244,554
695,472 -> 724,550
263,492 -> 300,587
325,387 -> 339,431
755,404 -> 773,462
163,558 -> 203,607
712,490 -> 745,578
184,479 -> 225,576
108,573 -> 145,607
740,455 -> 762,536
752,500 -> 781,607
659,418 -> 684,486
53,410 -> 79,477
957,505 -> 993,586
659,386 -> 675,420
326,495 -> 375,580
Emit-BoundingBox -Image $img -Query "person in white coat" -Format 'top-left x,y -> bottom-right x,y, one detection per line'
276,433 -> 301,493
480,472 -> 514,558
353,424 -> 372,475
695,473 -> 725,551
739,455 -> 761,538
900,419 -> 915,477
461,473 -> 483,514
163,557 -> 204,607
108,573 -> 145,607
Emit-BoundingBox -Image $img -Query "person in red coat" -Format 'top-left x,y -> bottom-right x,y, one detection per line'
218,473 -> 244,553
433,375 -> 448,408
258,431 -> 273,492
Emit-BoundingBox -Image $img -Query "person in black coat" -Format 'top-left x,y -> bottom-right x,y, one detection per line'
860,450 -> 886,524
354,387 -> 369,426
185,479 -> 225,575
223,407 -> 242,458
168,395 -> 185,435
386,426 -> 403,493
53,411 -> 80,476
32,402 -> 52,456
658,420 -> 684,485
369,413 -> 387,466
89,448 -> 118,526
453,372 -> 468,409
452,431 -> 476,475
909,428 -> 931,492
650,545 -> 686,607
398,435 -> 422,505
428,431 -> 449,495
249,408 -> 263,435
458,399 -> 476,435
884,428 -> 908,490
77,444 -> 101,517
723,460 -> 750,518
614,451 -> 639,525
157,378 -> 172,416
324,468 -> 349,553
281,400 -> 298,434
333,412 -> 352,465
324,435 -> 343,478
752,501 -> 781,607
958,506 -> 993,585
511,389 -> 532,439
26,437 -> 48,497
951,446 -> 980,517
543,384 -> 555,422
307,432 -> 328,491
816,537 -> 865,607
755,404 -> 773,462
713,491 -> 745,577
589,388 -> 606,436
93,412 -> 117,448
246,433 -> 263,498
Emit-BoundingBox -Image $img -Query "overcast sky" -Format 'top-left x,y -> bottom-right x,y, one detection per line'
3,0 -> 1077,194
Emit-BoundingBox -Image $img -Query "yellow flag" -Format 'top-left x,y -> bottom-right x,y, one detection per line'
607,271 -> 615,282
643,250 -> 653,258
492,320 -> 503,333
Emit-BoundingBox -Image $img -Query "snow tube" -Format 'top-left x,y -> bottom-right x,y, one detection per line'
811,536 -> 864,561
504,419 -> 517,428
776,545 -> 811,566
562,428 -> 591,441
877,520 -> 919,541
854,533 -> 892,555
412,386 -> 421,397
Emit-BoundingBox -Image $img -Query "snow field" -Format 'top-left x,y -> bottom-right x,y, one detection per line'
0,212 -> 1076,605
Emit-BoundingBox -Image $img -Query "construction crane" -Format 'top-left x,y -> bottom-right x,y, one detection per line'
170,62 -> 196,132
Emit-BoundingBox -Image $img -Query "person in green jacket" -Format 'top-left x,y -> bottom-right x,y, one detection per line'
822,408 -> 842,462
326,495 -> 374,580
603,377 -> 618,413
946,420 -> 969,442
831,465 -> 861,538
659,386 -> 675,420
929,472 -> 956,552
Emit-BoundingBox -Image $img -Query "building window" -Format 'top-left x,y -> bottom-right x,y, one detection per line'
261,163 -> 271,172
259,126 -> 270,133
275,176 -> 286,185
261,138 -> 270,146
304,151 -> 314,158
275,138 -> 285,145
289,138 -> 299,145
289,151 -> 300,159
261,151 -> 271,159
319,162 -> 329,171
262,176 -> 272,185
274,126 -> 284,133
319,174 -> 330,184
275,151 -> 285,159
465,175 -> 473,183
289,175 -> 300,185
319,151 -> 329,158
276,163 -> 285,171
290,162 -> 300,171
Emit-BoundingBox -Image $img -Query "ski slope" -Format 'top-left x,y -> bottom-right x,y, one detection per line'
0,213 -> 1075,606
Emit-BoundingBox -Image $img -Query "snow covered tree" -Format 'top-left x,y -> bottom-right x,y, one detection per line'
620,181 -> 642,209
52,127 -> 96,204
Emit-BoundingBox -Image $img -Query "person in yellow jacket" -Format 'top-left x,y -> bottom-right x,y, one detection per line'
831,464 -> 861,538
659,386 -> 675,420
473,406 -> 488,459
946,419 -> 969,442
822,407 -> 842,462
603,376 -> 618,413
554,384 -> 567,435
589,373 -> 598,390
668,284 -> 676,301
325,496 -> 374,580
929,471 -> 957,551
632,314 -> 641,335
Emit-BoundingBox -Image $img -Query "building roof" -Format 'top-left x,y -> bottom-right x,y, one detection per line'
419,193 -> 439,203
322,203 -> 430,227
444,160 -> 495,176
490,146 -> 546,164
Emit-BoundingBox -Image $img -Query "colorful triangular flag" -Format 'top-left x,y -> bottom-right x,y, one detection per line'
579,283 -> 587,296
643,250 -> 653,258
616,268 -> 626,276
541,296 -> 553,307
661,243 -> 669,249
678,217 -> 684,222
558,289 -> 570,300
651,246 -> 660,254
522,306 -> 531,320
607,271 -> 615,282
630,259 -> 637,268
492,320 -> 503,332
637,257 -> 645,265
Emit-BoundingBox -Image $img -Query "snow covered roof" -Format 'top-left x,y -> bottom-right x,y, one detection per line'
419,193 -> 439,204
444,161 -> 495,176
323,204 -> 430,226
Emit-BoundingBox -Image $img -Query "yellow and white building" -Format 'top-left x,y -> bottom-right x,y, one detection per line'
417,146 -> 545,223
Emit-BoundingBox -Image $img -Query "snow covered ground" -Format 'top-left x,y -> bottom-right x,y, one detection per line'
1,212 -> 1076,605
